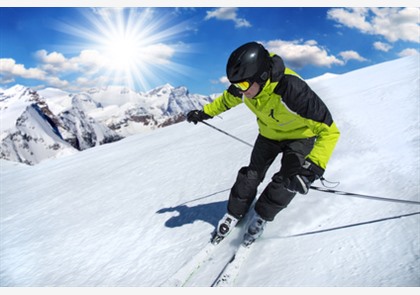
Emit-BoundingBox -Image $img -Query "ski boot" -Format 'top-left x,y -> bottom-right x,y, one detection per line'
243,213 -> 267,247
211,212 -> 239,245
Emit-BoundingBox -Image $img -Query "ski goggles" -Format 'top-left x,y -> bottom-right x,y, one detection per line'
233,80 -> 252,91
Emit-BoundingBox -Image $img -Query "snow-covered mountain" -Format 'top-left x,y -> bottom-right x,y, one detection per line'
0,55 -> 418,287
86,84 -> 213,134
0,85 -> 121,165
0,84 -> 214,165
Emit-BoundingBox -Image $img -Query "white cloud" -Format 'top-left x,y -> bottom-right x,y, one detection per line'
328,8 -> 372,31
373,41 -> 392,52
1,43 -> 181,92
398,48 -> 419,57
339,50 -> 368,63
71,49 -> 106,74
327,7 -> 420,43
72,75 -> 111,91
35,50 -> 79,74
0,50 -> 105,91
219,76 -> 230,87
141,43 -> 175,65
0,57 -> 71,88
0,76 -> 14,84
36,49 -> 112,80
0,58 -> 46,81
205,8 -> 251,28
45,76 -> 69,88
210,76 -> 229,87
36,50 -> 66,64
264,39 -> 344,69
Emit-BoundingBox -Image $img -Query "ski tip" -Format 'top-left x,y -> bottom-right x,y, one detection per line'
210,234 -> 225,245
242,233 -> 256,247
242,241 -> 254,248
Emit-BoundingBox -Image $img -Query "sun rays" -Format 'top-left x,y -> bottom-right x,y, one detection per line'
56,8 -> 194,91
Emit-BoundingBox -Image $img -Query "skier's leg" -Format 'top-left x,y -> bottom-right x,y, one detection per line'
254,181 -> 297,221
254,137 -> 315,221
227,135 -> 281,219
213,166 -> 261,241
244,172 -> 301,244
214,136 -> 280,241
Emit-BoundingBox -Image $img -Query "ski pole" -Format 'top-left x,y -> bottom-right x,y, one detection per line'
310,186 -> 420,205
200,121 -> 253,147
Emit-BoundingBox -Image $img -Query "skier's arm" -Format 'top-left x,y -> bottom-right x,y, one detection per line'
203,85 -> 243,117
276,75 -> 340,169
304,120 -> 340,169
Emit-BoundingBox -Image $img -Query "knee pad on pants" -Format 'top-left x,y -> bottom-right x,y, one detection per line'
228,167 -> 260,218
255,181 -> 296,221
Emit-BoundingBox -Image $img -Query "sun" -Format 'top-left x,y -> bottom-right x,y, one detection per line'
105,35 -> 140,70
59,8 -> 193,91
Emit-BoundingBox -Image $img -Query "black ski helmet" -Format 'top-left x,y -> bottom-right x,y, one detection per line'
226,42 -> 271,85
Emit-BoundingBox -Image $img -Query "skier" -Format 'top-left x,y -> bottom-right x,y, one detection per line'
186,41 -> 340,245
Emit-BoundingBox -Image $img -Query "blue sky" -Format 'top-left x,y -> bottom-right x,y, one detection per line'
0,6 -> 419,95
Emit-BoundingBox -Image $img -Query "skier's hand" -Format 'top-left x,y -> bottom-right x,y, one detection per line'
286,159 -> 324,194
300,159 -> 324,182
186,110 -> 212,124
276,155 -> 324,195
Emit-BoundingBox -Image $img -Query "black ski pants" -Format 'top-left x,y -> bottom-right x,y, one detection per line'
227,134 -> 315,221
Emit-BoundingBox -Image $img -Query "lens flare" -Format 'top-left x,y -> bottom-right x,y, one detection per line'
57,8 -> 193,91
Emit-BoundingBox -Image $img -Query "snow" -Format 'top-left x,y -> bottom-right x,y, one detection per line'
306,72 -> 340,83
38,87 -> 74,114
0,55 -> 419,291
0,85 -> 36,131
87,85 -> 144,107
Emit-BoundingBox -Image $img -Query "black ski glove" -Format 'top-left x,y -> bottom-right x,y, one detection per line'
300,159 -> 324,183
287,159 -> 324,194
275,155 -> 324,195
186,110 -> 212,124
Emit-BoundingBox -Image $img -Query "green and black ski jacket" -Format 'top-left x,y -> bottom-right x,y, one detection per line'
203,54 -> 340,170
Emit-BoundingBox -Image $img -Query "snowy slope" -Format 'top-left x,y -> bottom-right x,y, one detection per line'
0,55 -> 419,287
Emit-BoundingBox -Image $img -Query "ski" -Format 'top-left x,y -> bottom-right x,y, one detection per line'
160,232 -> 229,287
211,236 -> 255,287
160,241 -> 217,287
161,206 -> 257,287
